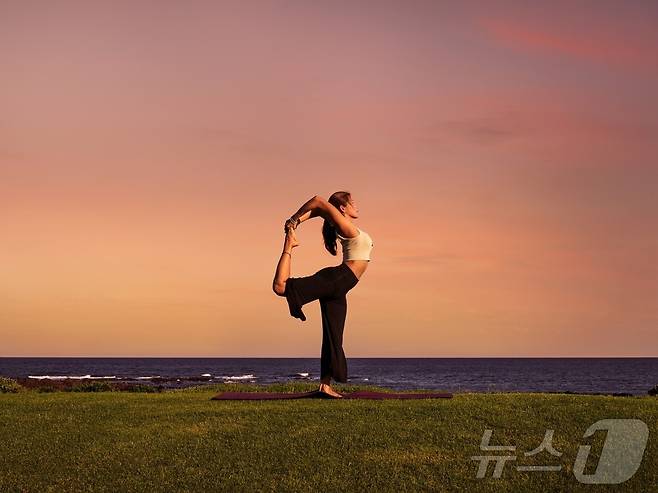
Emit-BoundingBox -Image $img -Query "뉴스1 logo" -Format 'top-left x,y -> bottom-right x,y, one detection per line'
471,418 -> 649,484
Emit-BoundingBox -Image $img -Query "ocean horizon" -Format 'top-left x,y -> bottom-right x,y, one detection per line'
2,357 -> 656,395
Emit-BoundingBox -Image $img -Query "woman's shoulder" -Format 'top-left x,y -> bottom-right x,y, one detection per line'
336,226 -> 360,240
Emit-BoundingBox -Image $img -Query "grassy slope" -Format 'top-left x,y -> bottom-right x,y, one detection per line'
0,383 -> 656,492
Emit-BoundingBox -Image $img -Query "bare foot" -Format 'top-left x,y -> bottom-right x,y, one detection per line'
285,228 -> 299,249
319,383 -> 343,398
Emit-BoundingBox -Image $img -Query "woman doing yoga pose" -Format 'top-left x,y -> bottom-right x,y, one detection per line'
272,191 -> 374,398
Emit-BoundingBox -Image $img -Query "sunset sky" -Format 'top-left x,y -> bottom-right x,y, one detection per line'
2,1 -> 657,357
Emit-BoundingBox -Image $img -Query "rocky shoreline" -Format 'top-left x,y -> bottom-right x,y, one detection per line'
2,376 -> 657,396
9,376 -> 225,392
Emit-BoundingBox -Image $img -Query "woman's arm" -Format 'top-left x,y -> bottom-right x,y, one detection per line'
287,196 -> 320,229
285,208 -> 315,233
296,209 -> 316,224
285,198 -> 316,232
289,195 -> 357,237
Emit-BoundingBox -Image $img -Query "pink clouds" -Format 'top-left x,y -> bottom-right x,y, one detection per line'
478,16 -> 658,72
417,106 -> 658,170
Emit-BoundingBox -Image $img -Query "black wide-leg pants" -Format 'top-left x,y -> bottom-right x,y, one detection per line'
284,263 -> 359,383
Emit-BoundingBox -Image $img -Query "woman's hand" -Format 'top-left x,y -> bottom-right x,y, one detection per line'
283,200 -> 317,233
284,216 -> 300,233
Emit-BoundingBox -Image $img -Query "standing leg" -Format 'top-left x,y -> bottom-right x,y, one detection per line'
319,293 -> 349,384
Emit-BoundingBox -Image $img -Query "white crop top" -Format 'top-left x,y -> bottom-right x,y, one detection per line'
336,227 -> 374,262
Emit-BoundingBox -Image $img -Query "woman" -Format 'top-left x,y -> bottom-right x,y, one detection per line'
272,191 -> 374,398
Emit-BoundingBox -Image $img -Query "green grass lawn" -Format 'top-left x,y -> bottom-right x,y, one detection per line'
0,382 -> 656,492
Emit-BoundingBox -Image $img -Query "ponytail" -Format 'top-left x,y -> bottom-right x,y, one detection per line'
322,219 -> 338,256
321,191 -> 351,256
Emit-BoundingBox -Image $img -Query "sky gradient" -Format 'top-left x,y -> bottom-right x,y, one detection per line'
2,0 -> 657,357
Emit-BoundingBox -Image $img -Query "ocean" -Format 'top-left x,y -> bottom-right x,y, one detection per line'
1,357 -> 657,395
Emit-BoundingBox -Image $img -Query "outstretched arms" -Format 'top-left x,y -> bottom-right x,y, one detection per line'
293,202 -> 319,225
285,196 -> 319,232
286,195 -> 357,237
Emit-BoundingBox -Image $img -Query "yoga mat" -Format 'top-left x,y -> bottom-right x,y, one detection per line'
211,389 -> 453,400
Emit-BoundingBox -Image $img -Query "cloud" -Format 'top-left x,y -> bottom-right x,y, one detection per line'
478,16 -> 658,72
418,108 -> 658,159
421,114 -> 535,146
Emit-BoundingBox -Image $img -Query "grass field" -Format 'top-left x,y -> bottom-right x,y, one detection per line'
0,382 -> 656,492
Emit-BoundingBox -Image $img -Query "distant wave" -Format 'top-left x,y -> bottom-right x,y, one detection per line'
215,374 -> 256,380
28,375 -> 117,380
285,372 -> 312,379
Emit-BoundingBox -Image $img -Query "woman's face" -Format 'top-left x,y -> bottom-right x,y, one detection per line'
343,197 -> 359,218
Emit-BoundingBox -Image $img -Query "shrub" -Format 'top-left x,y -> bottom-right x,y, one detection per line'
0,376 -> 23,393
37,385 -> 58,393
69,381 -> 115,392
125,384 -> 161,393
649,385 -> 658,396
